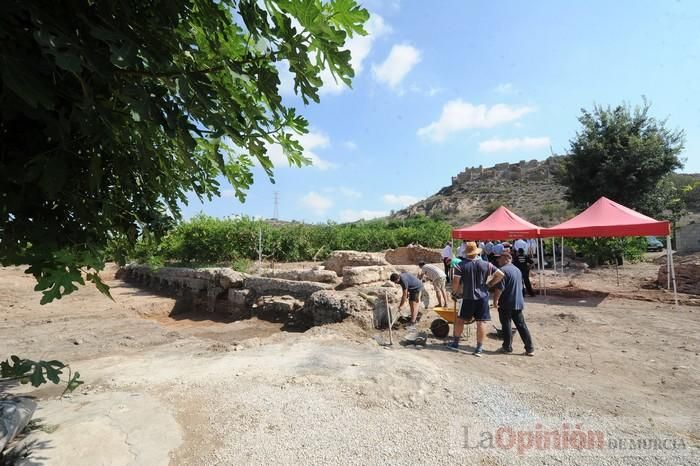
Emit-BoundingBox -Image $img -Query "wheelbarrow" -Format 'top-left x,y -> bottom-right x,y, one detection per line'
429,300 -> 472,339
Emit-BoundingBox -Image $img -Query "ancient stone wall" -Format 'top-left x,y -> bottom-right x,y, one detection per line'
322,251 -> 390,275
384,246 -> 442,265
451,156 -> 563,187
118,256 -> 430,331
257,267 -> 338,283
341,265 -> 396,286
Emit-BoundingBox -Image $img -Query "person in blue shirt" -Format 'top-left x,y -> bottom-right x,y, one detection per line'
449,242 -> 504,356
493,252 -> 534,356
390,272 -> 423,328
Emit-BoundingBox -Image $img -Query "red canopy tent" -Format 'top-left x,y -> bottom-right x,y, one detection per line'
451,206 -> 547,296
452,206 -> 542,240
541,196 -> 676,304
539,196 -> 670,238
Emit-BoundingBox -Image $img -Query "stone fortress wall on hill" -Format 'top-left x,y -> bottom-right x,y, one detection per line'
451,156 -> 564,186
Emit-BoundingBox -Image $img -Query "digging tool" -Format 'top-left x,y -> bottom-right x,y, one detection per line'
452,298 -> 457,340
385,292 -> 393,346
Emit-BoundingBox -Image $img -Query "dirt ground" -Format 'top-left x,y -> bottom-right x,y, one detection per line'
1,258 -> 698,465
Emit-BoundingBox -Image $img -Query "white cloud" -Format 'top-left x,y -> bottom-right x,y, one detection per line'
278,62 -> 295,96
383,194 -> 420,207
299,192 -> 333,215
339,187 -> 362,199
372,44 -> 421,89
342,140 -> 358,150
339,209 -> 388,222
427,86 -> 443,97
478,136 -> 551,153
417,100 -> 536,142
408,85 -> 443,97
265,130 -> 335,170
322,186 -> 362,199
320,14 -> 391,95
221,189 -> 237,199
494,83 -> 516,94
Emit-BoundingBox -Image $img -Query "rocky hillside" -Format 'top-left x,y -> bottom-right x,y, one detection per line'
393,157 -> 573,227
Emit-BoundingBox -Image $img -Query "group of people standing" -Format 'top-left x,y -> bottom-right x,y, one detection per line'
389,239 -> 536,357
443,239 -> 537,297
449,241 -> 534,357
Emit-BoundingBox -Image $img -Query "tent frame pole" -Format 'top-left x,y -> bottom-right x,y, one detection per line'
667,235 -> 678,307
536,238 -> 544,295
552,237 -> 556,274
561,237 -> 564,274
540,238 -> 546,296
666,243 -> 671,290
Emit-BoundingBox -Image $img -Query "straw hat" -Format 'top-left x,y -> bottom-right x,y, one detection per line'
465,241 -> 482,257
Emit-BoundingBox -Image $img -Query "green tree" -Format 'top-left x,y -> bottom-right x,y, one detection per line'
0,0 -> 369,303
561,100 -> 685,218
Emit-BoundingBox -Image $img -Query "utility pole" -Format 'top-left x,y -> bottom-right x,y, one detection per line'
273,191 -> 279,220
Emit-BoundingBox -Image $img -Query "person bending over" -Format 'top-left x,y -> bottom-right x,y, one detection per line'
418,261 -> 448,308
390,272 -> 423,328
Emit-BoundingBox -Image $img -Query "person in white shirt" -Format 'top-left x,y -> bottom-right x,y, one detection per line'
527,239 -> 538,256
418,261 -> 448,308
441,242 -> 453,282
514,238 -> 528,254
457,240 -> 467,259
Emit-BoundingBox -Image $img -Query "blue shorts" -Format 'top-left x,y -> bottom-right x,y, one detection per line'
459,298 -> 491,322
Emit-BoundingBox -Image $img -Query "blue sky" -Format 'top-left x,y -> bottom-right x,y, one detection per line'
182,0 -> 700,223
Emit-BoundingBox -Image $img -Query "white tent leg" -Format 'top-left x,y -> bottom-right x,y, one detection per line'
666,245 -> 671,290
540,238 -> 546,296
667,236 -> 678,306
552,238 -> 556,273
537,238 -> 543,295
561,237 -> 565,274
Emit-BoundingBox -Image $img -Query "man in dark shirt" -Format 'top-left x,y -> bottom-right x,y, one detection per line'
450,242 -> 504,356
514,248 -> 536,297
390,272 -> 423,327
494,252 -> 534,356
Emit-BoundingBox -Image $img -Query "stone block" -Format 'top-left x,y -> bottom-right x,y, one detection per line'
244,276 -> 334,300
384,246 -> 442,265
341,265 -> 396,286
255,295 -> 305,323
322,251 -> 390,276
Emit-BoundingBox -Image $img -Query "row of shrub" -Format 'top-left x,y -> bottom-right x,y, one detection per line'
123,214 -> 454,266
115,214 -> 649,268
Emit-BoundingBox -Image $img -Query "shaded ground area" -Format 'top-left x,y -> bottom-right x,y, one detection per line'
539,252 -> 700,306
1,262 -> 698,465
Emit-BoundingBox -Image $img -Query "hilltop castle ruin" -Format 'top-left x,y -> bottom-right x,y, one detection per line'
451,156 -> 564,186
